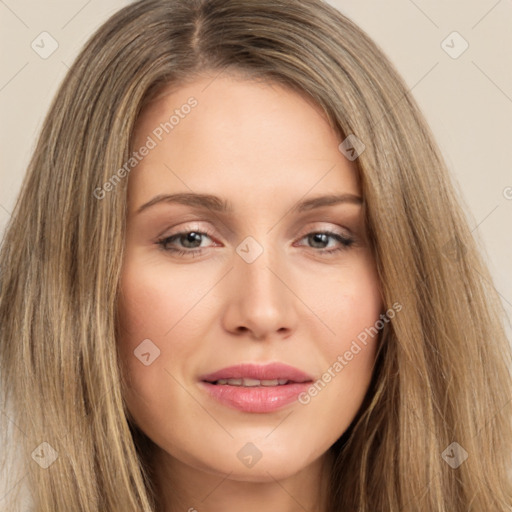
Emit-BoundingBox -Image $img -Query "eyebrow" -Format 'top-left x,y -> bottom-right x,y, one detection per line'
135,192 -> 363,215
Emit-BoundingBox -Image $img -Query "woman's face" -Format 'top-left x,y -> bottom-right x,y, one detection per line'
117,74 -> 383,483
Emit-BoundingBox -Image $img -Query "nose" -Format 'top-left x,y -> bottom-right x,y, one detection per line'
221,243 -> 298,341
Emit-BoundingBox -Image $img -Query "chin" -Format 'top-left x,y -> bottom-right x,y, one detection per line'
193,445 -> 316,482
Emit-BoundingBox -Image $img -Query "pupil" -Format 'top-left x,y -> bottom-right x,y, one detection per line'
183,232 -> 201,248
311,233 -> 327,248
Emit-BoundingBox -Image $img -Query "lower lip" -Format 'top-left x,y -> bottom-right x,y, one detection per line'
200,381 -> 311,413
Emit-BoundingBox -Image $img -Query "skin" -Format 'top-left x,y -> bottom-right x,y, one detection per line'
117,73 -> 383,512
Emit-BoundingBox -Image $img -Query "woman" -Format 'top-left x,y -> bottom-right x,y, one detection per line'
1,0 -> 511,510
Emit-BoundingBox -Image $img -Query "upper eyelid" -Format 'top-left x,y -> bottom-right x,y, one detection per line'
163,222 -> 352,236
162,218 -> 356,234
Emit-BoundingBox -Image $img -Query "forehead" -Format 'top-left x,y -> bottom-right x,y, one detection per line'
128,75 -> 360,211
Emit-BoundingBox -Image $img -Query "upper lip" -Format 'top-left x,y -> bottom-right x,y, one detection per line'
200,363 -> 314,383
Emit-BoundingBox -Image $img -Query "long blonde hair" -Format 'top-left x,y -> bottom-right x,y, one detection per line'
1,0 -> 511,510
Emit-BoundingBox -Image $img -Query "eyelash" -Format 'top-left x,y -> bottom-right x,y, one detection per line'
156,226 -> 355,258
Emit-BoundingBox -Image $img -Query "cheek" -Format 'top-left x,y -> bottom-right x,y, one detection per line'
117,256 -> 174,396
117,249 -> 211,343
118,255 -> 178,336
310,254 -> 383,353
302,255 -> 383,403
116,254 -> 210,410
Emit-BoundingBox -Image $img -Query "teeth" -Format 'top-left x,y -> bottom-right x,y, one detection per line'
243,378 -> 261,387
261,379 -> 279,386
214,378 -> 290,386
216,378 -> 238,385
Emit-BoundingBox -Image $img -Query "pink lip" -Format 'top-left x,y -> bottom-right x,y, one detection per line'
198,363 -> 314,413
199,362 -> 313,383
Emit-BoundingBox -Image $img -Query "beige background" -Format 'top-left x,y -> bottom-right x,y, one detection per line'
0,0 -> 511,506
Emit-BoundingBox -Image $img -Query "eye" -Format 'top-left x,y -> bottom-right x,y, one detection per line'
156,227 -> 217,257
156,226 -> 355,258
295,231 -> 355,255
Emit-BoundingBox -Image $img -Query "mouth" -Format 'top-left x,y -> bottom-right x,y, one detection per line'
198,363 -> 314,413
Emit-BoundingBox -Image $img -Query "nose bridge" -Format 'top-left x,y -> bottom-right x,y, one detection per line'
222,233 -> 296,338
235,235 -> 285,303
